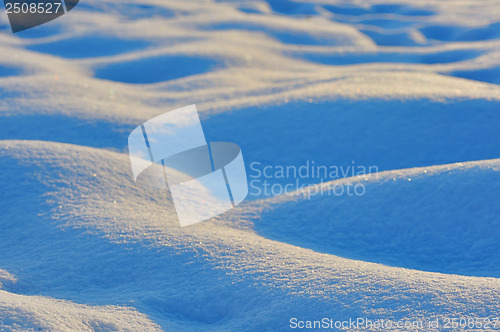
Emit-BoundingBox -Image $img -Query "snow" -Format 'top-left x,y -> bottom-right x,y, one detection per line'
0,0 -> 499,330
0,289 -> 161,332
1,141 -> 499,331
250,159 -> 500,277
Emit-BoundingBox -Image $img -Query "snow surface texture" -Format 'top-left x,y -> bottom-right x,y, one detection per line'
0,0 -> 499,331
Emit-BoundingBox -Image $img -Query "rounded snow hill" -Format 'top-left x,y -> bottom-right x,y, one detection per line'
249,159 -> 500,278
0,140 -> 499,331
0,279 -> 161,332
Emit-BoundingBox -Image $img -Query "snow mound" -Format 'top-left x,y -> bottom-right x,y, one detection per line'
0,289 -> 161,332
250,160 -> 500,277
1,140 -> 499,331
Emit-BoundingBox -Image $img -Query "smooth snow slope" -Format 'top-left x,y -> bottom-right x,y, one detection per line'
0,0 -> 499,330
0,287 -> 161,332
0,141 -> 499,331
248,159 -> 500,277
